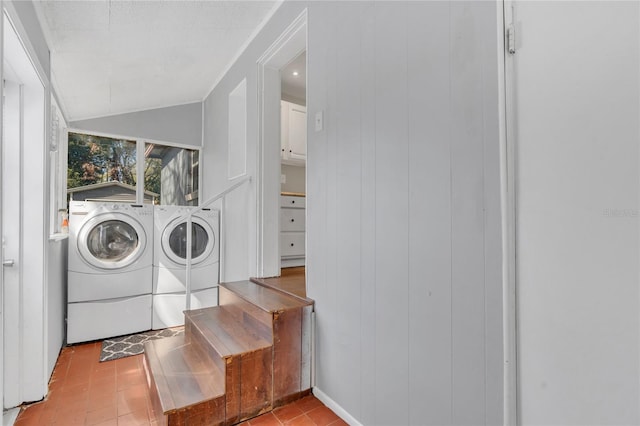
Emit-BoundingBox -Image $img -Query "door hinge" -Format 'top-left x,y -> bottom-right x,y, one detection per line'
507,24 -> 516,55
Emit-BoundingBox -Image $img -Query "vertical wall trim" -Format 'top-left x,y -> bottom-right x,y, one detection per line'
447,3 -> 455,420
0,2 -> 4,410
136,139 -> 145,204
41,46 -> 52,395
18,82 -> 25,404
220,197 -> 226,283
502,1 -> 518,424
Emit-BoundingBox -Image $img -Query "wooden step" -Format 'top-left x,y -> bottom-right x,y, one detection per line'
220,280 -> 313,313
143,335 -> 226,426
144,280 -> 314,425
220,280 -> 313,407
249,274 -> 313,305
185,306 -> 272,360
185,306 -> 274,424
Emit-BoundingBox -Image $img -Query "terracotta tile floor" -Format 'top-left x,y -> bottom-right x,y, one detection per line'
13,341 -> 346,426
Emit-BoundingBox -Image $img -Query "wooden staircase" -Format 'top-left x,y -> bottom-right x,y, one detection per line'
143,279 -> 314,425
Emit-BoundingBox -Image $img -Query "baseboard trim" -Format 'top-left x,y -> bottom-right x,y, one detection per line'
3,407 -> 20,426
312,386 -> 362,426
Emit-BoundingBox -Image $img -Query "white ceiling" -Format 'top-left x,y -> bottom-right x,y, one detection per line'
281,50 -> 305,103
33,0 -> 280,121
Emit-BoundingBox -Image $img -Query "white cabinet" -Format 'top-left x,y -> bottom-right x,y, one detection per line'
281,100 -> 306,165
280,194 -> 305,267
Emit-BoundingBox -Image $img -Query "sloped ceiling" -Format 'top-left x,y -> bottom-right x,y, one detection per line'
34,0 -> 280,121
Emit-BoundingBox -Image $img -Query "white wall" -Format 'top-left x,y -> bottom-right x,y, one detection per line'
512,2 -> 640,424
202,1 -> 504,424
281,164 -> 305,194
70,102 -> 203,147
9,0 -> 49,77
308,2 -> 503,423
47,238 -> 67,378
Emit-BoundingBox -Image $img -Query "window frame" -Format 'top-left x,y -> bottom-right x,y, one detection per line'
65,128 -> 202,206
50,98 -> 67,236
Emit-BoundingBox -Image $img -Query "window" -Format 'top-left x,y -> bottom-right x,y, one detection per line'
50,99 -> 67,234
67,132 -> 139,203
66,131 -> 200,206
144,144 -> 199,206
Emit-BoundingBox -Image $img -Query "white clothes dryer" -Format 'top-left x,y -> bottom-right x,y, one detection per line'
152,205 -> 219,329
67,201 -> 153,343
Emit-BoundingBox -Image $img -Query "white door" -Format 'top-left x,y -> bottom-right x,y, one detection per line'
2,72 -> 21,410
507,2 -> 640,424
2,11 -> 47,408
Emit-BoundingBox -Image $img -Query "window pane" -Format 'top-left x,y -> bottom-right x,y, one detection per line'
67,132 -> 137,202
144,143 -> 199,206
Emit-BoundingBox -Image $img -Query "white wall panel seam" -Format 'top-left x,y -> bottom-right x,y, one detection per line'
404,3 -> 411,422
448,2 -> 455,421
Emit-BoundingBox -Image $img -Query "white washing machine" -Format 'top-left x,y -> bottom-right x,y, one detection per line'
67,201 -> 153,343
152,205 -> 219,329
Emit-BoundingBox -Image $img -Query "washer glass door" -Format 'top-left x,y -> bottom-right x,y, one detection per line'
163,217 -> 214,265
87,220 -> 138,261
78,212 -> 147,270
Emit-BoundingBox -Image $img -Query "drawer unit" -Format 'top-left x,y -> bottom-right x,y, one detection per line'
280,232 -> 305,257
280,194 -> 306,267
281,195 -> 305,209
280,208 -> 305,232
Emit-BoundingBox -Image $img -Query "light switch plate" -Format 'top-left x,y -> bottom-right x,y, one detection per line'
281,174 -> 286,184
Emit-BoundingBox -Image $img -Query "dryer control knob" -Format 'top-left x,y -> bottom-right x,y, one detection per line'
112,204 -> 119,210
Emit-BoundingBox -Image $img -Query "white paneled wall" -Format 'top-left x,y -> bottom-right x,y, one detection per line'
407,2 -> 453,424
202,1 -> 504,424
306,2 -> 503,424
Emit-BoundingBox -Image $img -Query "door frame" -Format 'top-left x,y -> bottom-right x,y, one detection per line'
500,0 -> 518,424
256,10 -> 307,278
2,1 -> 51,408
0,0 -> 4,412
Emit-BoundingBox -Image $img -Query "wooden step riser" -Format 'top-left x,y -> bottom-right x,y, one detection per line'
184,307 -> 272,364
143,335 -> 227,426
225,348 -> 274,424
218,286 -> 273,340
271,305 -> 313,405
219,282 -> 313,406
166,397 -> 226,426
182,306 -> 276,423
185,320 -> 226,372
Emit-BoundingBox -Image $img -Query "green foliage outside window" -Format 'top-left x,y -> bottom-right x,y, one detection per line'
67,132 -> 198,206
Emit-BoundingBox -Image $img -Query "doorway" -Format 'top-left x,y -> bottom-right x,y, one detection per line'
2,9 -> 48,409
278,50 -> 306,296
256,11 -> 307,291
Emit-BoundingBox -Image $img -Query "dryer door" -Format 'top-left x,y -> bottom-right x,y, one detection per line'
77,213 -> 147,270
162,216 -> 215,266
